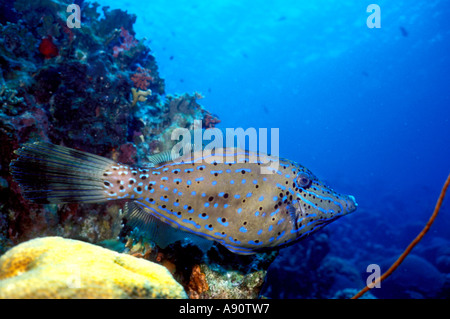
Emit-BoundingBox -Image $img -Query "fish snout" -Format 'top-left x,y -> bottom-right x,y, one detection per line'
345,195 -> 358,214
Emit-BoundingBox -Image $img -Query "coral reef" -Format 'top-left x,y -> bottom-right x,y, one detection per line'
0,236 -> 187,298
122,233 -> 278,299
0,0 -> 218,252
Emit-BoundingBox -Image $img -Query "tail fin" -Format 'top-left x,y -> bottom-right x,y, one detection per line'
10,142 -> 116,204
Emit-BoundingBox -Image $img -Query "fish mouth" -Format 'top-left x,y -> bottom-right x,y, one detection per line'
346,195 -> 358,213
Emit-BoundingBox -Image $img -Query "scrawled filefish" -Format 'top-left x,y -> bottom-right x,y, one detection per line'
10,142 -> 357,254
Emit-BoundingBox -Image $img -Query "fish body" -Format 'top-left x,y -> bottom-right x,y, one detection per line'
10,142 -> 357,254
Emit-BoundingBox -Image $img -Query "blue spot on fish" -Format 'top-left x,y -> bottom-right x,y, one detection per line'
248,240 -> 263,246
215,232 -> 227,238
276,231 -> 285,241
199,213 -> 209,219
217,217 -> 229,227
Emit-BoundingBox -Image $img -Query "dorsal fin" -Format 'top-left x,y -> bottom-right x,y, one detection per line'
146,143 -> 197,166
146,149 -> 177,166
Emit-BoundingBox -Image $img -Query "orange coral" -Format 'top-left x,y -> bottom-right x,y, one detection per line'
131,67 -> 153,90
203,111 -> 221,128
187,265 -> 209,299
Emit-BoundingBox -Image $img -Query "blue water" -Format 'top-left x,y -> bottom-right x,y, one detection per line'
97,0 -> 450,298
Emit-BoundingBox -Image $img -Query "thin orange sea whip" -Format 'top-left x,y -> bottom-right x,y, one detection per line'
351,172 -> 450,299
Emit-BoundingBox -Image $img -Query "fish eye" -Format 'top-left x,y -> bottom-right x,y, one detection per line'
296,172 -> 312,188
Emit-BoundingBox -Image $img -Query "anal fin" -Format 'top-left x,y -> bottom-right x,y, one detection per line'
123,202 -> 213,252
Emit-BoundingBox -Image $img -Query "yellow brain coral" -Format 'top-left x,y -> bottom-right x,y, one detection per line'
0,236 -> 187,299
